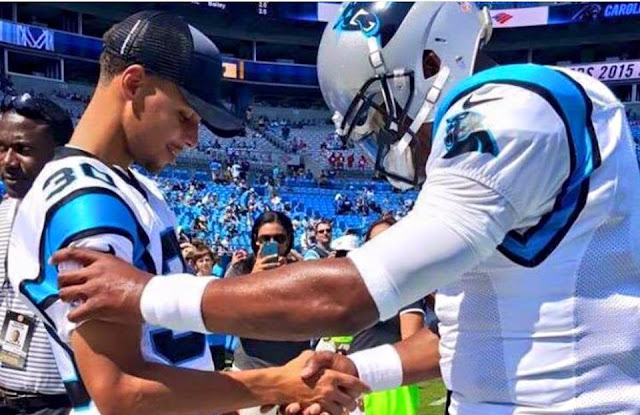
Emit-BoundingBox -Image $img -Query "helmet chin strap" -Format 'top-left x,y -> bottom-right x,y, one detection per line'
380,65 -> 450,189
393,65 -> 450,154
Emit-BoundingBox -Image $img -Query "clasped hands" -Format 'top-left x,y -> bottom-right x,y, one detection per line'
264,350 -> 367,415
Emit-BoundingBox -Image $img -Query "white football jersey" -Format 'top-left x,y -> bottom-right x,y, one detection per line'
432,65 -> 640,414
350,64 -> 640,414
8,147 -> 213,414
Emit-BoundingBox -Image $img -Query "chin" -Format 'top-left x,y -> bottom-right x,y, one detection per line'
5,185 -> 27,199
140,161 -> 165,175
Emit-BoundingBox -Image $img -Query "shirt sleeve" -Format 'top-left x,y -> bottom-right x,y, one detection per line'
426,83 -> 571,222
399,299 -> 426,316
17,190 -> 138,343
303,249 -> 320,261
349,86 -> 574,320
348,174 -> 518,321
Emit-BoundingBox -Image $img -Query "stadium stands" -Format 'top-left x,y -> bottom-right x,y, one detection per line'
7,73 -> 640,256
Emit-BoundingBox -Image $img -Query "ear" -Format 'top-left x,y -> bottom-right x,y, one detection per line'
119,64 -> 146,101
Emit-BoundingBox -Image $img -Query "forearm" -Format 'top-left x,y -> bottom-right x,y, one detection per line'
395,327 -> 441,385
201,258 -> 378,340
347,327 -> 441,394
399,313 -> 425,340
117,363 -> 283,415
73,322 -> 285,415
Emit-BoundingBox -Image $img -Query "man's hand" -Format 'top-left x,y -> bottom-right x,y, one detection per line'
50,247 -> 152,324
272,351 -> 368,415
284,352 -> 360,415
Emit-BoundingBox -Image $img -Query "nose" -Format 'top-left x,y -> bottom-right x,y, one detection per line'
183,119 -> 199,149
2,148 -> 19,168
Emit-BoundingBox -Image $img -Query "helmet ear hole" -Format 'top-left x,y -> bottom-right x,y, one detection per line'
422,50 -> 441,79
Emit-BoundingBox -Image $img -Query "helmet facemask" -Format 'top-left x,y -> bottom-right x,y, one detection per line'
335,56 -> 448,190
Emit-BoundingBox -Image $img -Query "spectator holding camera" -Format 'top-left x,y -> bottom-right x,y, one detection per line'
224,211 -> 310,415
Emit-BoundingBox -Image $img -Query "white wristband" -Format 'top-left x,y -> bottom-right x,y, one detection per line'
348,344 -> 403,392
140,275 -> 214,333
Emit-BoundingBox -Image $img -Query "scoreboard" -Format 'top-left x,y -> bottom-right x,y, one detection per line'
188,2 -> 321,22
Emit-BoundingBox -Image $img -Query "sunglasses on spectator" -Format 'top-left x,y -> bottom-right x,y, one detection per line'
317,229 -> 332,234
257,234 -> 287,244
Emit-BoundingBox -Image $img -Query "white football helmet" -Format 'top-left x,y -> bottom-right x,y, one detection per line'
318,2 -> 492,189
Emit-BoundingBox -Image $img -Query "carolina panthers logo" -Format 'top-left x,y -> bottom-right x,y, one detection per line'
443,111 -> 499,159
333,2 -> 381,38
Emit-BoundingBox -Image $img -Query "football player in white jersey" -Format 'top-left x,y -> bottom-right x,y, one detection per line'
50,3 -> 640,415
8,11 -> 367,415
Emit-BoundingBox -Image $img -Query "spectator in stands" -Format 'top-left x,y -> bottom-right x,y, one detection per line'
355,196 -> 370,216
0,94 -> 73,413
210,159 -> 222,182
193,214 -> 209,233
318,170 -> 329,187
304,219 -> 335,260
336,152 -> 345,170
328,152 -> 337,168
358,154 -> 369,171
191,243 -> 216,277
342,194 -> 353,214
347,216 -> 426,415
224,211 -> 309,415
334,192 -> 344,214
230,161 -> 241,182
347,153 -> 355,169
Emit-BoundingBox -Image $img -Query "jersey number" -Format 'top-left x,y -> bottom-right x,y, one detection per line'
150,330 -> 207,365
43,163 -> 116,201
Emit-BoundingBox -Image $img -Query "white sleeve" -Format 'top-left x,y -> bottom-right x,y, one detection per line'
426,83 -> 571,224
348,174 -> 518,321
349,86 -> 571,320
53,234 -> 133,343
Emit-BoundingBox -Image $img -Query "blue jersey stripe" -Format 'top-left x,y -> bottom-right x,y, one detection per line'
434,64 -> 601,267
21,188 -> 143,306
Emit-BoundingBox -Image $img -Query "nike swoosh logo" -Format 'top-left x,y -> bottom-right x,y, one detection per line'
462,95 -> 503,110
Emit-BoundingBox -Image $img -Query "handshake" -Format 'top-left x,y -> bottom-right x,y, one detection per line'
258,350 -> 368,415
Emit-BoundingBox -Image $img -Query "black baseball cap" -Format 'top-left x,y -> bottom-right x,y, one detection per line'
103,11 -> 242,138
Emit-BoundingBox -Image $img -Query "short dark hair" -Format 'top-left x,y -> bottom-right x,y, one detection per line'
99,24 -> 129,84
314,219 -> 332,232
251,211 -> 294,255
1,94 -> 73,146
364,216 -> 397,242
99,49 -> 128,85
191,245 -> 216,263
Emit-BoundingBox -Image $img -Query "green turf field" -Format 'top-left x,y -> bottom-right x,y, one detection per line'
416,378 -> 447,415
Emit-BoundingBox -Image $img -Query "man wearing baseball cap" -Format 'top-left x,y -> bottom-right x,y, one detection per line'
102,10 -> 242,140
7,11 -> 365,415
